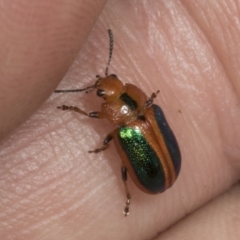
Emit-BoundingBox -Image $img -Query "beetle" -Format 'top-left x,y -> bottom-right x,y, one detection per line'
55,29 -> 181,216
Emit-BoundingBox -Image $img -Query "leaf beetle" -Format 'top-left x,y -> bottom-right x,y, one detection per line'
55,29 -> 181,216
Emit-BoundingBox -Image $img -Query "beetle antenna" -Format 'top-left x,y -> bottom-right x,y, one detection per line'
105,29 -> 114,76
54,84 -> 95,94
55,30 -> 114,94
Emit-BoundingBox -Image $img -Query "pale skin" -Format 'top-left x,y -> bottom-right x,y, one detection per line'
0,0 -> 240,239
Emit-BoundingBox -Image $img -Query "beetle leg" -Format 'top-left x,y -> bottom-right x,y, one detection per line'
145,90 -> 160,107
57,105 -> 105,118
88,132 -> 114,153
121,165 -> 131,216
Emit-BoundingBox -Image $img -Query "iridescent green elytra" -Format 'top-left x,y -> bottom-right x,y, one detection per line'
116,104 -> 181,195
118,126 -> 166,193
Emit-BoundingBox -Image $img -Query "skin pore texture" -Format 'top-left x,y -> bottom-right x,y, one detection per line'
0,0 -> 240,239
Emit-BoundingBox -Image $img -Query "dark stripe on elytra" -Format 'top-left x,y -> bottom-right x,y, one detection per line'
119,93 -> 138,110
151,104 -> 181,177
118,126 -> 166,193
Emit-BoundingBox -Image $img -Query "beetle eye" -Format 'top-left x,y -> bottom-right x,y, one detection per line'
110,74 -> 118,78
97,89 -> 105,97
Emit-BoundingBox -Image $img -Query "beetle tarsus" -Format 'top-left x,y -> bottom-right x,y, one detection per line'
146,90 -> 160,107
57,105 -> 75,110
88,145 -> 109,154
124,198 -> 130,216
88,132 -> 114,153
57,105 -> 89,116
121,166 -> 131,216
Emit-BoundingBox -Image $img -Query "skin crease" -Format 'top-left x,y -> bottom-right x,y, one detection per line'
0,0 -> 240,239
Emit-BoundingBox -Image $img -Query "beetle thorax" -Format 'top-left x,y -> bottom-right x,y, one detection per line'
100,82 -> 148,125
